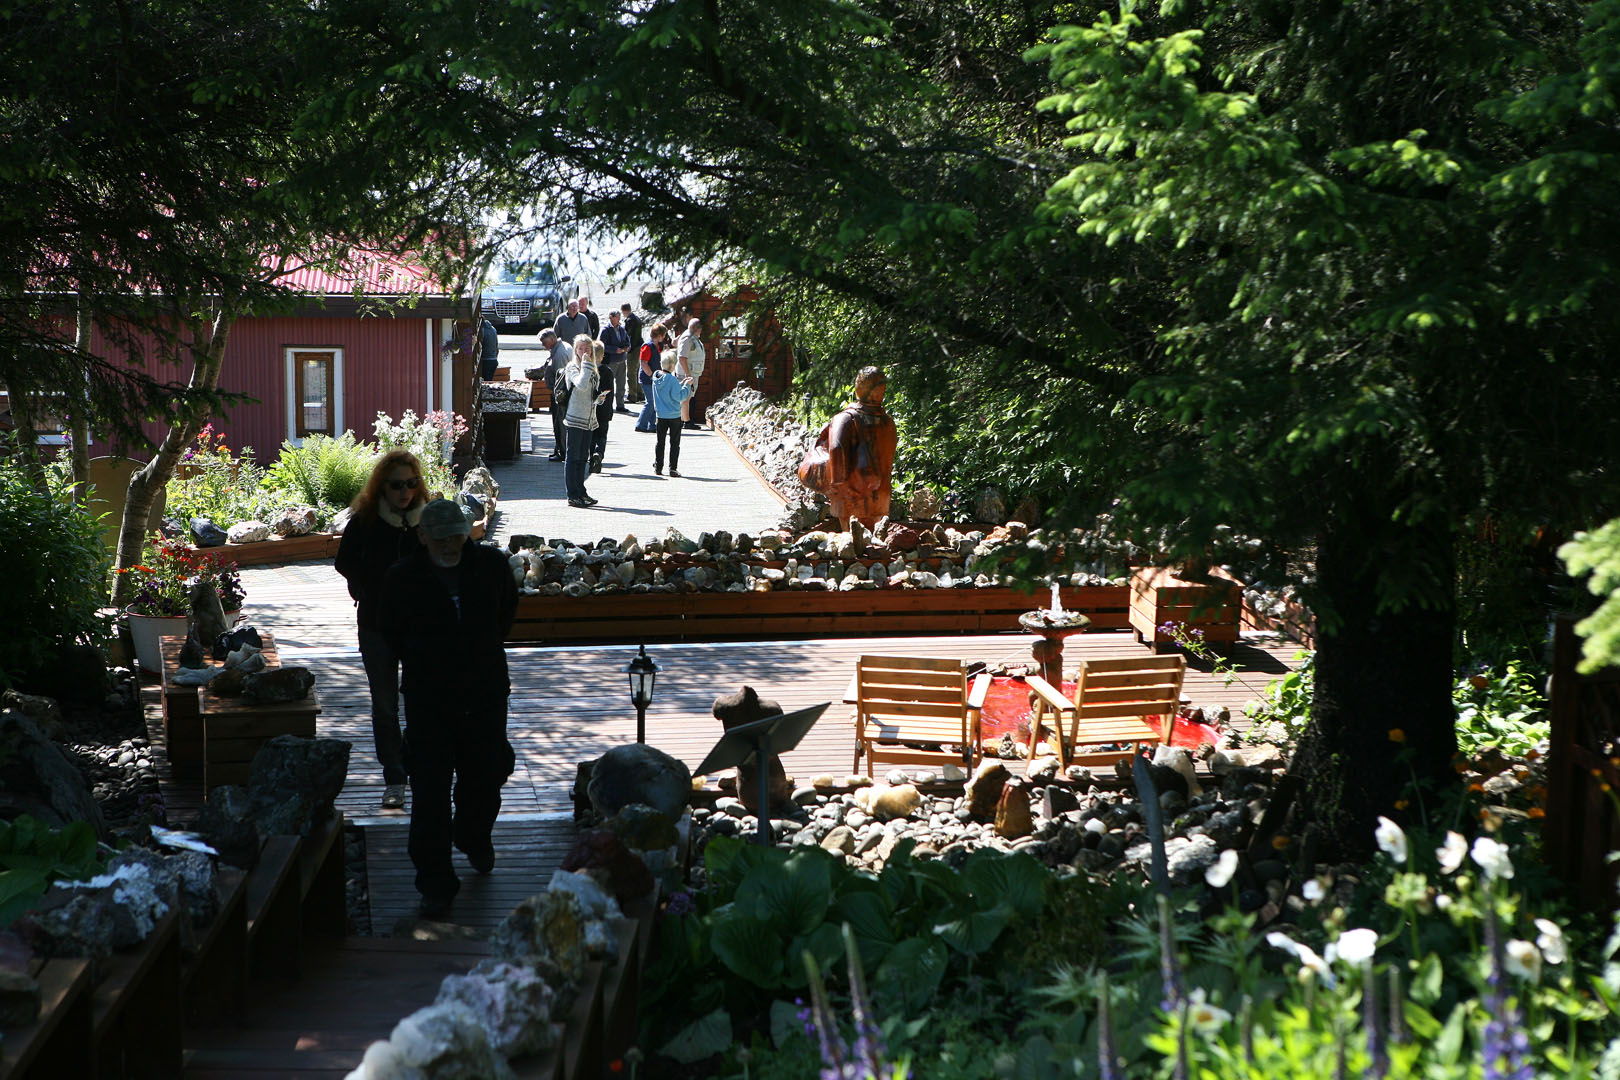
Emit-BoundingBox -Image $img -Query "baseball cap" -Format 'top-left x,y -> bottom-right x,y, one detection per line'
420,498 -> 471,539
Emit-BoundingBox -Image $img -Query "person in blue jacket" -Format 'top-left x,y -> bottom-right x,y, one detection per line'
652,348 -> 695,477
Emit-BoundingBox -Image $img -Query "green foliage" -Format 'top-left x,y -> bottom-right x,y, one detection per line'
164,424 -> 267,531
995,870 -> 1133,981
0,816 -> 105,927
1244,652 -> 1316,746
1562,517 -> 1620,674
1453,659 -> 1549,758
263,431 -> 376,526
0,448 -> 112,690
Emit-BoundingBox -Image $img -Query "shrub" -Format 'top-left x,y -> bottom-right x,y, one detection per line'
1454,659 -> 1548,757
373,410 -> 465,499
0,448 -> 112,689
164,423 -> 267,530
263,431 -> 377,524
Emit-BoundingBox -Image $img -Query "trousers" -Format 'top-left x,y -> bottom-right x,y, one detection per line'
655,417 -> 683,471
403,694 -> 514,902
358,627 -> 407,785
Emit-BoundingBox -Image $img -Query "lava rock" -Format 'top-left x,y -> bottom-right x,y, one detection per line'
586,744 -> 692,821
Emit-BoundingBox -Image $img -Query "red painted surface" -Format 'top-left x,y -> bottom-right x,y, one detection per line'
979,676 -> 1220,747
95,314 -> 439,464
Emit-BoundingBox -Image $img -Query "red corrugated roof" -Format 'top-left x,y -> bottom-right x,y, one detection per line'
270,249 -> 457,297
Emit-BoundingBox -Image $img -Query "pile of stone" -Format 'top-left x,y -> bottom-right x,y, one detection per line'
222,506 -> 320,545
479,382 -> 530,415
690,742 -> 1290,889
505,518 -> 1126,598
703,386 -> 817,511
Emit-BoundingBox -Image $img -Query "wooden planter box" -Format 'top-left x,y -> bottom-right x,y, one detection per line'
0,957 -> 94,1079
509,584 -> 1131,644
1128,565 -> 1242,650
205,532 -> 341,567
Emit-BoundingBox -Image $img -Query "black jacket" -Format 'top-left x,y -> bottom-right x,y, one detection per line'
378,543 -> 518,702
334,509 -> 423,631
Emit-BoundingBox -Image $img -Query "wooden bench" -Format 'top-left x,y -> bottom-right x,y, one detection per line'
92,904 -> 183,1079
0,958 -> 94,1080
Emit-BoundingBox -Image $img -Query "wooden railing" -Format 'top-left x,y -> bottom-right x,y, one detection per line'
1544,616 -> 1620,911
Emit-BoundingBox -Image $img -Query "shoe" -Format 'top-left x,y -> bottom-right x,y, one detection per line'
583,496 -> 599,506
380,784 -> 407,810
591,463 -> 602,474
654,467 -> 662,475
615,406 -> 631,414
668,469 -> 681,477
547,453 -> 564,461
568,497 -> 589,508
418,893 -> 454,918
457,840 -> 495,875
683,421 -> 701,430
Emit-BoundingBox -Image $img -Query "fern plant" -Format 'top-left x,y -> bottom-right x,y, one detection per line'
264,432 -> 377,519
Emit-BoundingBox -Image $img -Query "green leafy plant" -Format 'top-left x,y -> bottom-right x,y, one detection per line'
165,423 -> 268,530
263,431 -> 377,525
0,815 -> 106,926
115,534 -> 244,616
0,448 -> 113,689
1453,659 -> 1548,758
1245,651 -> 1316,746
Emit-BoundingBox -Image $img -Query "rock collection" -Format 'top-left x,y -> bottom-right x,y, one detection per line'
688,744 -> 1294,892
703,386 -> 818,521
505,516 -> 1126,598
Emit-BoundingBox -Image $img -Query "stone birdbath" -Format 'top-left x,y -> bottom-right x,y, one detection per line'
1018,581 -> 1091,687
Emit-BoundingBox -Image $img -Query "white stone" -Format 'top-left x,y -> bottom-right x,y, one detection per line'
436,961 -> 556,1057
227,520 -> 272,544
547,869 -> 622,919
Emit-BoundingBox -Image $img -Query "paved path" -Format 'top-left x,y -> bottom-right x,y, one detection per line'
483,411 -> 786,549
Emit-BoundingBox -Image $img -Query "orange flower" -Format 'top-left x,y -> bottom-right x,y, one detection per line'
1394,799 -> 1409,810
1387,729 -> 1406,744
1468,782 -> 1485,793
1271,834 -> 1291,850
1527,807 -> 1546,819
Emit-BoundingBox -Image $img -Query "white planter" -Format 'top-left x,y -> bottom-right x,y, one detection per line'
124,607 -> 242,674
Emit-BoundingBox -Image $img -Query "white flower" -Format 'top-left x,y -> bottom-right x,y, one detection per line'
1471,836 -> 1515,881
1205,849 -> 1240,888
1184,988 -> 1231,1036
1334,927 -> 1379,966
1436,831 -> 1468,874
1534,918 -> 1567,965
1504,939 -> 1543,981
1302,878 -> 1326,902
1375,816 -> 1408,864
1435,893 -> 1453,911
1266,931 -> 1334,987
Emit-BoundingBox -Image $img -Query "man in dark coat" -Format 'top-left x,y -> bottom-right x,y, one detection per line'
620,303 -> 644,403
379,498 -> 519,917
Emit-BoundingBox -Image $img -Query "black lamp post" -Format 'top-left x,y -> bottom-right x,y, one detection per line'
753,358 -> 767,392
627,643 -> 658,743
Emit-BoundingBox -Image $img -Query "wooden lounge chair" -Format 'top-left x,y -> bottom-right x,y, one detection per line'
1025,654 -> 1186,767
851,655 -> 991,776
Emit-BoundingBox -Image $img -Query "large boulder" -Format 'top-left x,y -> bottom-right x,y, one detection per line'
195,784 -> 260,869
242,667 -> 316,705
349,1002 -> 516,1080
272,506 -> 317,537
586,744 -> 691,821
248,735 -> 351,837
436,960 -> 555,1058
0,706 -> 105,839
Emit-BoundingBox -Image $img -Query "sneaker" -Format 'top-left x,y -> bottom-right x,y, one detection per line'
583,495 -> 599,506
547,452 -> 564,461
380,784 -> 407,810
615,406 -> 631,414
683,421 -> 701,430
567,497 -> 589,508
668,469 -> 681,477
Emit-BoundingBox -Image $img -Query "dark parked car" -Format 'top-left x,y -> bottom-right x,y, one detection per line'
479,261 -> 575,334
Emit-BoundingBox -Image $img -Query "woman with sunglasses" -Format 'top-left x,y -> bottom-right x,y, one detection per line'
336,449 -> 428,810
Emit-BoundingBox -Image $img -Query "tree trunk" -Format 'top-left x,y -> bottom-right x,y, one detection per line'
6,388 -> 50,496
68,301 -> 93,503
1293,514 -> 1460,857
109,307 -> 233,608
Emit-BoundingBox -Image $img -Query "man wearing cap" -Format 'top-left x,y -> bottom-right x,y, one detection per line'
378,498 -> 519,918
534,328 -> 573,461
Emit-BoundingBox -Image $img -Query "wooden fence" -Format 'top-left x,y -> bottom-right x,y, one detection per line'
1544,616 -> 1620,911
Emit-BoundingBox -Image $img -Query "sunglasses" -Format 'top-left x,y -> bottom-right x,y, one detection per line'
387,477 -> 421,491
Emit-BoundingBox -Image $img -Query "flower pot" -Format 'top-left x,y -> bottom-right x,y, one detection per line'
125,607 -> 242,674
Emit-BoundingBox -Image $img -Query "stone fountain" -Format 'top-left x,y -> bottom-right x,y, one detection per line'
1018,581 -> 1091,686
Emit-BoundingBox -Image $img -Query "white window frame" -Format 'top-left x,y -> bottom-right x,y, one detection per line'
0,388 -> 95,447
283,346 -> 344,446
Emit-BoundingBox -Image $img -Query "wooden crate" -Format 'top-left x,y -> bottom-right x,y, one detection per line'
202,688 -> 320,792
1128,565 -> 1241,649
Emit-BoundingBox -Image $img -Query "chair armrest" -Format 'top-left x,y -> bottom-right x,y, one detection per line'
1024,674 -> 1072,711
966,672 -> 991,710
842,673 -> 859,704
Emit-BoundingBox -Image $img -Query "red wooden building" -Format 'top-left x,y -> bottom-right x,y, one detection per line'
664,283 -> 795,422
84,254 -> 475,463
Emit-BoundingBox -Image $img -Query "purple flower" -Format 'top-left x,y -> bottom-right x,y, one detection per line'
664,891 -> 695,917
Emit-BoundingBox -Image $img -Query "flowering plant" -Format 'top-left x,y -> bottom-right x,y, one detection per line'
167,423 -> 269,530
373,410 -> 466,498
117,535 -> 245,617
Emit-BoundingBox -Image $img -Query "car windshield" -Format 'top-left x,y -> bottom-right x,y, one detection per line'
498,261 -> 559,286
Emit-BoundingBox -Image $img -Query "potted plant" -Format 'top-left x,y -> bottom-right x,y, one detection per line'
117,535 -> 245,673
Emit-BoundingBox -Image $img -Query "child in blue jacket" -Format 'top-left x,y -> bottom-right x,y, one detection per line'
651,349 -> 695,476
